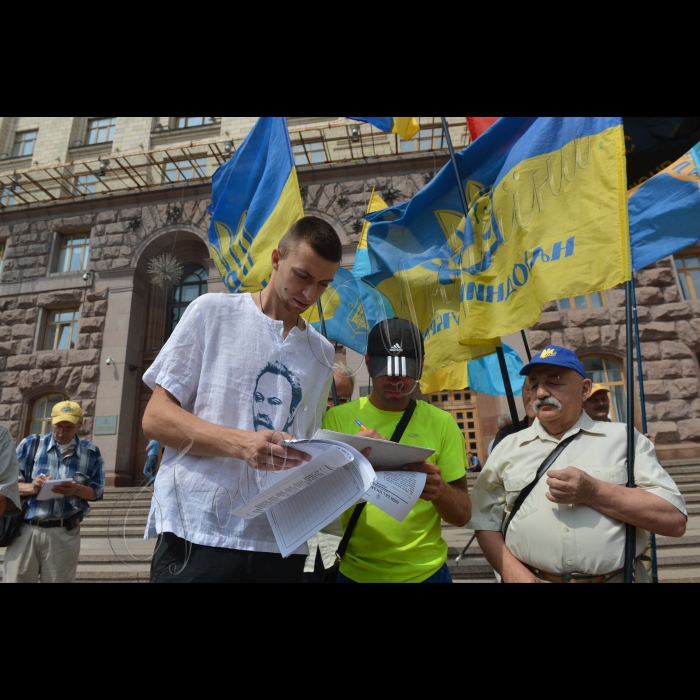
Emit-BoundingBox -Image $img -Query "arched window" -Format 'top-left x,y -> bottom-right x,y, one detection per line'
582,357 -> 626,422
168,265 -> 208,336
30,393 -> 69,436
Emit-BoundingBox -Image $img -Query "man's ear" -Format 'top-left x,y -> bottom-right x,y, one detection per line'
365,354 -> 370,369
582,379 -> 593,402
271,248 -> 282,272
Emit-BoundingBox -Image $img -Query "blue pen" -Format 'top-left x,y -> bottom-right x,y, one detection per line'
355,419 -> 370,432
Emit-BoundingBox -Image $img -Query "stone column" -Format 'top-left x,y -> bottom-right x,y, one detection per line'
93,268 -> 148,486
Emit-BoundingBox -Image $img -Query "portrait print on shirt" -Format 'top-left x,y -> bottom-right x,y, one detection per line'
253,361 -> 303,434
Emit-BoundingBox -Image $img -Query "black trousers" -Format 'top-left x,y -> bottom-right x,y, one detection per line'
150,532 -> 306,584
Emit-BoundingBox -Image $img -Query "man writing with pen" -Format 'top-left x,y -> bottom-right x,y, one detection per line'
324,319 -> 471,584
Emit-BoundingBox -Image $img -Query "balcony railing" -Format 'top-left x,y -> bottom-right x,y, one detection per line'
0,118 -> 468,211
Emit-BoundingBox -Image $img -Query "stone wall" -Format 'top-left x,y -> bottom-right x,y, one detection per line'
527,257 -> 700,457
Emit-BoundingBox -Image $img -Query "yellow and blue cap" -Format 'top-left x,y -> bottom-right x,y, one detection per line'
520,346 -> 586,379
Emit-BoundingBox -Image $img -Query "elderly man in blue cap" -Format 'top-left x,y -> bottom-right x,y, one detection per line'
468,345 -> 688,584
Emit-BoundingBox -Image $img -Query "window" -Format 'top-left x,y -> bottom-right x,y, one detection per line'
293,141 -> 326,165
1,187 -> 16,207
582,356 -> 626,422
0,242 -> 4,275
429,388 -> 482,452
76,174 -> 98,195
44,309 -> 80,351
12,130 -> 38,158
559,293 -> 605,310
57,234 -> 90,273
399,128 -> 447,154
164,157 -> 207,183
168,266 -> 208,335
674,254 -> 700,300
31,393 -> 69,435
176,117 -> 216,129
87,117 -> 117,145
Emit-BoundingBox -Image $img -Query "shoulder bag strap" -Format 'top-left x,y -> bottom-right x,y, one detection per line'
336,400 -> 418,562
19,435 -> 41,512
502,432 -> 578,541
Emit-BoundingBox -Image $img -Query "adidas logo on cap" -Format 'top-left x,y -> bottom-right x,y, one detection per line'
390,344 -> 403,354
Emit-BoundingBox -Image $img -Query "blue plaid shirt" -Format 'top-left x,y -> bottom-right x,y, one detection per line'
17,434 -> 105,522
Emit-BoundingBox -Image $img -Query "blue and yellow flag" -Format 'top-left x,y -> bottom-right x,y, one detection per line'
629,143 -> 700,271
363,117 -> 631,393
347,117 -> 420,140
467,344 -> 525,397
209,117 -> 304,293
303,267 -> 395,354
353,188 -> 388,279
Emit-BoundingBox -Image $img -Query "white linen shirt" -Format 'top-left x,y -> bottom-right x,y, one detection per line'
468,412 -> 687,577
143,293 -> 335,554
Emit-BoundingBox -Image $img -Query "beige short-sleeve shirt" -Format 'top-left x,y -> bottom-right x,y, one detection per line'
468,413 -> 687,576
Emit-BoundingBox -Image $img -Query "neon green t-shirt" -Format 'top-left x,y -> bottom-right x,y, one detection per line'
323,397 -> 467,584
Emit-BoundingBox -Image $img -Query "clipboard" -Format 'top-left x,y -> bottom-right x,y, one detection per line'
311,430 -> 435,470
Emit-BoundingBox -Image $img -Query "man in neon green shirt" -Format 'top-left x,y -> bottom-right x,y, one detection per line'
324,319 -> 471,583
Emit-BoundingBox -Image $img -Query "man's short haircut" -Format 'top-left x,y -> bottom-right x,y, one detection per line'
333,362 -> 356,396
278,216 -> 342,263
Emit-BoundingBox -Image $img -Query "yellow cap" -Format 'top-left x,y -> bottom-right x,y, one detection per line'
51,401 -> 83,425
589,383 -> 611,397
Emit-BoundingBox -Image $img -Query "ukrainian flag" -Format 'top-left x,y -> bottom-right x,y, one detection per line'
347,117 -> 420,141
209,117 -> 304,293
303,268 -> 395,354
353,188 -> 388,279
362,117 -> 631,393
629,142 -> 700,271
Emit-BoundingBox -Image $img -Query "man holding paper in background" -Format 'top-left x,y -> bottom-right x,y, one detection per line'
324,319 -> 471,584
4,401 -> 104,584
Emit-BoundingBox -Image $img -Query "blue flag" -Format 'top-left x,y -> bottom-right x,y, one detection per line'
347,117 -> 420,140
467,344 -> 525,396
305,268 -> 395,355
629,143 -> 700,271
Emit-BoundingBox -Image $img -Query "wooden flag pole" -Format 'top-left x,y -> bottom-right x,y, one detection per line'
440,116 -> 520,426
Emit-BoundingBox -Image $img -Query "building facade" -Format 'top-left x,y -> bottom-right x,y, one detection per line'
1,116 -> 699,486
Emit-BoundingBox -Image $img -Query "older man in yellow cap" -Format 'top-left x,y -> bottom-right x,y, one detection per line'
583,384 -> 613,423
3,401 -> 105,584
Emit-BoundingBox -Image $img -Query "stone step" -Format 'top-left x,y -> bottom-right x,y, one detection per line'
664,466 -> 700,476
0,571 -> 151,584
658,568 -> 700,583
662,459 -> 700,469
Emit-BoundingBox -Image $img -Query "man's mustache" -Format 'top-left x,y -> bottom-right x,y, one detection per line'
254,415 -> 275,431
533,397 -> 563,414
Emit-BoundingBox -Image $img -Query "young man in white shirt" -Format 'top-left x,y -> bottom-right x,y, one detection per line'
143,216 -> 341,583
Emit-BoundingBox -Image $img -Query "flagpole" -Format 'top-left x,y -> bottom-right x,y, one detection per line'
631,278 -> 659,583
440,116 -> 520,426
624,281 -> 638,583
317,300 -> 339,407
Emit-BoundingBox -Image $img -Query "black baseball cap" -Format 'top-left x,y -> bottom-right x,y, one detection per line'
367,318 -> 425,380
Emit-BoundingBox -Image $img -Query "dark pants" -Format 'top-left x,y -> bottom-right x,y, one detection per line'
302,548 -> 338,584
150,532 -> 306,583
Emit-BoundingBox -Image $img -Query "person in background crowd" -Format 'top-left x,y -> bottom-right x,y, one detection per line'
469,346 -> 687,584
488,415 -> 512,456
490,384 -> 536,454
4,402 -> 105,584
584,384 -> 656,445
468,452 -> 482,473
0,424 -> 21,518
324,319 -> 471,584
143,439 -> 162,484
305,363 -> 356,583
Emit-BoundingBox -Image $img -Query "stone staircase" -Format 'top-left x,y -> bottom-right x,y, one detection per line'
446,459 -> 700,583
1,460 -> 699,583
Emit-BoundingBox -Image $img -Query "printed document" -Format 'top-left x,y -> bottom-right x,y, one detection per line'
365,471 -> 428,523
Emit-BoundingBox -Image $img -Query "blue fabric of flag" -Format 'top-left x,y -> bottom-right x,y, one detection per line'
307,268 -> 395,355
629,143 -> 700,271
467,344 -> 525,396
347,117 -> 395,133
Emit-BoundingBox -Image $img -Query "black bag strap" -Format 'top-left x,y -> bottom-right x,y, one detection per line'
502,432 -> 578,541
336,400 -> 418,562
